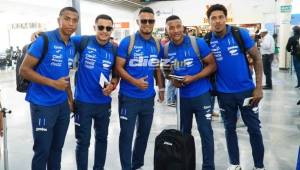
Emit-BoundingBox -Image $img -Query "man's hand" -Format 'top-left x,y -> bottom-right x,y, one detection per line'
52,77 -> 70,91
250,87 -> 263,106
172,79 -> 184,88
158,89 -> 165,103
103,83 -> 115,96
134,76 -> 149,90
182,75 -> 195,85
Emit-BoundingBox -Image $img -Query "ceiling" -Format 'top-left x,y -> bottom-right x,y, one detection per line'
89,0 -> 151,10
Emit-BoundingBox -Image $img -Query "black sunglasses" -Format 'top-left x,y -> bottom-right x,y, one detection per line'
140,19 -> 155,25
97,25 -> 113,32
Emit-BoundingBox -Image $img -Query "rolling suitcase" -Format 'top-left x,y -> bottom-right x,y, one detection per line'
154,88 -> 195,170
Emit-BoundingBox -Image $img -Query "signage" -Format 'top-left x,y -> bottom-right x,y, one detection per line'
280,5 -> 292,13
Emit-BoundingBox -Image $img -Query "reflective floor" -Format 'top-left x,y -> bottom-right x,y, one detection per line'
0,68 -> 299,170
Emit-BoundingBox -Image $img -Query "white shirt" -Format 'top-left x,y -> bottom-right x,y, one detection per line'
260,33 -> 275,55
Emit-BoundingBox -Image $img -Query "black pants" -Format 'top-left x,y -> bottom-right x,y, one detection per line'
262,54 -> 274,87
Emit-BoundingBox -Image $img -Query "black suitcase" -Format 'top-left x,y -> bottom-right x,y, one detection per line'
154,88 -> 196,170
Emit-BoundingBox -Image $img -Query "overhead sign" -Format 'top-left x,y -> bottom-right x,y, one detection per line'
114,22 -> 129,29
9,23 -> 43,30
280,5 -> 292,13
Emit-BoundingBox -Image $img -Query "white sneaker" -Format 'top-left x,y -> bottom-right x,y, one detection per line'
253,167 -> 265,170
227,165 -> 242,170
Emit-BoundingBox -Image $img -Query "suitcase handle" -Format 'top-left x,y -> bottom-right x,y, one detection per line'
176,88 -> 180,130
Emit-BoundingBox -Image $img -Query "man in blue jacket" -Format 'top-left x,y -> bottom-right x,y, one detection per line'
116,7 -> 164,170
206,4 -> 265,170
19,7 -> 79,170
72,14 -> 119,170
164,15 -> 216,170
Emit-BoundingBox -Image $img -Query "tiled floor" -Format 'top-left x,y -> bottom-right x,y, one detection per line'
0,68 -> 299,170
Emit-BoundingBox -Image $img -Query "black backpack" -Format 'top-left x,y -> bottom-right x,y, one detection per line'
204,26 -> 250,95
154,129 -> 196,170
16,33 -> 48,93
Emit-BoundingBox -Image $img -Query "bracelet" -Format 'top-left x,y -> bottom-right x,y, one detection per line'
159,88 -> 165,92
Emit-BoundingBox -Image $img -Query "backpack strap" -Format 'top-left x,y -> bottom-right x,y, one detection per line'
230,26 -> 252,78
153,37 -> 161,53
127,34 -> 135,57
231,26 -> 246,57
128,34 -> 161,57
203,32 -> 212,46
35,32 -> 49,67
111,43 -> 119,79
189,36 -> 200,57
189,36 -> 203,67
162,41 -> 171,79
78,35 -> 91,54
164,42 -> 170,59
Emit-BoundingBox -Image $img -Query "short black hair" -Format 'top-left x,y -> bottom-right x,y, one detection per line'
165,15 -> 181,23
139,7 -> 154,15
206,4 -> 227,19
95,14 -> 114,24
293,26 -> 300,35
59,7 -> 79,16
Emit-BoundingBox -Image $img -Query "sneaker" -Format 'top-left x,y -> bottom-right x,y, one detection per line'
227,165 -> 242,170
253,167 -> 265,170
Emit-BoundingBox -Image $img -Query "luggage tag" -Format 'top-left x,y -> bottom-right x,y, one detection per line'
99,72 -> 109,89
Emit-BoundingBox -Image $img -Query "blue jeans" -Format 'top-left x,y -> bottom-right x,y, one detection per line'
118,94 -> 154,170
217,89 -> 264,168
166,80 -> 176,104
293,55 -> 300,86
74,100 -> 111,170
30,100 -> 70,170
180,92 -> 215,170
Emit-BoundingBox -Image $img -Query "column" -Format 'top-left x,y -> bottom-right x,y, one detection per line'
278,0 -> 292,70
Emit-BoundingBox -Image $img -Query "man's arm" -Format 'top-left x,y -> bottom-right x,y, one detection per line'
182,53 -> 216,85
19,54 -> 69,91
286,37 -> 293,52
156,68 -> 165,102
66,82 -> 74,112
115,56 -> 148,90
247,46 -> 263,105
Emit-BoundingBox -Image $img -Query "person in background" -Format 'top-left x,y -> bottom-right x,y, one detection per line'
286,26 -> 300,88
260,29 -> 275,90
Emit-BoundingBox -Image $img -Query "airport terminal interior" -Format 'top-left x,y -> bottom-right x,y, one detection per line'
0,0 -> 300,170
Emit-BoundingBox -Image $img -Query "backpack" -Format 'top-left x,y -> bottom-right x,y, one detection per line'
295,36 -> 300,57
74,36 -> 118,86
204,26 -> 250,95
16,33 -> 48,93
162,36 -> 200,79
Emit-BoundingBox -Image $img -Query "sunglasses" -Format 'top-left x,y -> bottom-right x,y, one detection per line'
97,25 -> 113,32
140,19 -> 155,25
